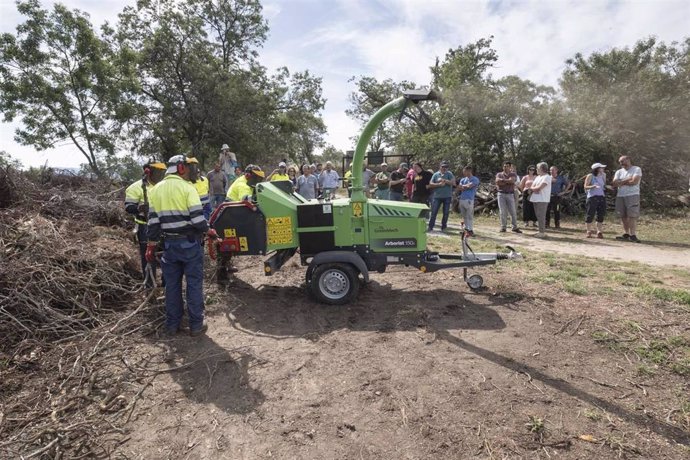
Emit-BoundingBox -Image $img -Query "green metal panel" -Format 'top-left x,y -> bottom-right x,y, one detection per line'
255,182 -> 299,251
367,201 -> 428,252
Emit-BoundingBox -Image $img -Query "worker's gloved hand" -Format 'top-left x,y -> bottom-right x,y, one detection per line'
207,229 -> 219,239
145,243 -> 157,263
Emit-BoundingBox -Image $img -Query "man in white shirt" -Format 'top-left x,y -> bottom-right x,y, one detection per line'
612,155 -> 642,243
318,161 -> 340,197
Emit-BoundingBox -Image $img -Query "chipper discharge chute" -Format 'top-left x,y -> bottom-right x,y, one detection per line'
208,89 -> 521,304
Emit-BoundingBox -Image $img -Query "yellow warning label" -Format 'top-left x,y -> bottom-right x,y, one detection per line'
239,236 -> 248,252
224,228 -> 237,238
266,216 -> 293,245
352,202 -> 363,217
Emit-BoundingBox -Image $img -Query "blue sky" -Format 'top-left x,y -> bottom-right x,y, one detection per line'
1,0 -> 688,168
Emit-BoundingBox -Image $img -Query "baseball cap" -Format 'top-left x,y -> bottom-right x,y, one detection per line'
399,162 -> 408,169
278,161 -> 287,168
440,161 -> 450,167
591,162 -> 607,169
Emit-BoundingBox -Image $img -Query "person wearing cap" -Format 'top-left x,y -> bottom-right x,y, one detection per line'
584,163 -> 607,238
427,161 -> 455,232
389,163 -> 408,201
145,155 -> 212,337
318,161 -> 339,197
124,161 -> 166,287
268,161 -> 290,182
227,165 -> 265,202
219,144 -> 238,185
374,163 -> 391,200
612,155 -> 642,242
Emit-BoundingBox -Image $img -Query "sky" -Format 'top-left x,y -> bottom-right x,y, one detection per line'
1,0 -> 688,168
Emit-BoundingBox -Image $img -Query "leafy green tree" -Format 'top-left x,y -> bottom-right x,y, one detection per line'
116,0 -> 325,169
0,0 -> 130,178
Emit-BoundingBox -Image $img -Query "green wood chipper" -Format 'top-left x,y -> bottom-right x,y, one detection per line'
208,89 -> 520,304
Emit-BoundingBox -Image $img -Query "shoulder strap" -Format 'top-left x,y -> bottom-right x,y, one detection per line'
141,177 -> 148,204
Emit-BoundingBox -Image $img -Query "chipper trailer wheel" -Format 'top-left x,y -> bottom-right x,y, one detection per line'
466,274 -> 484,290
308,263 -> 360,305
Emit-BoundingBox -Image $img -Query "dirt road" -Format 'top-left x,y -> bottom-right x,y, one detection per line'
462,224 -> 690,268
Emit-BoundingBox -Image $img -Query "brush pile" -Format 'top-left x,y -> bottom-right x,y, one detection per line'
0,167 -> 139,349
0,167 -> 162,459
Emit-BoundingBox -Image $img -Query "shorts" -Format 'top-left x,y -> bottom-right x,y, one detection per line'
615,195 -> 640,218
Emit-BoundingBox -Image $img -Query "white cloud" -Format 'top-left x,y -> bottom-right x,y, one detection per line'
1,0 -> 688,167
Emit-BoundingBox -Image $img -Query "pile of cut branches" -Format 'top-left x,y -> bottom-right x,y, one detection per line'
0,168 -> 168,458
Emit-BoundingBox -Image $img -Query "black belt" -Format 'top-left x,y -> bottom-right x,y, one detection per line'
162,233 -> 195,241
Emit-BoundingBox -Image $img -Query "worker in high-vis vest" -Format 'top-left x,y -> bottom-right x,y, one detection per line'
124,161 -> 166,287
226,164 -> 264,202
145,155 -> 214,337
193,172 -> 211,220
216,165 -> 264,283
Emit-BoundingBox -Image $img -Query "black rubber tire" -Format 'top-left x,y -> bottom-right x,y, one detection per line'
309,263 -> 359,305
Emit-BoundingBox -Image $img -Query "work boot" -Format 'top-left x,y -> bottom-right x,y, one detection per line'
512,228 -> 522,234
190,323 -> 208,337
615,233 -> 630,241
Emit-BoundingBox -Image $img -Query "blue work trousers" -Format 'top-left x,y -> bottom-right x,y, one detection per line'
428,196 -> 452,231
160,240 -> 204,332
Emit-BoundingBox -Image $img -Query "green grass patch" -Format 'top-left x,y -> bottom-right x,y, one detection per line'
636,285 -> 690,307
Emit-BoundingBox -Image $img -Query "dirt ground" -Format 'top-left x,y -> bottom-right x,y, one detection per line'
449,222 -> 690,268
116,246 -> 690,459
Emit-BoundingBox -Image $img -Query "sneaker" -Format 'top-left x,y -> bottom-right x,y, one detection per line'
534,232 -> 547,238
629,235 -> 641,243
615,233 -> 630,241
227,266 -> 239,273
499,228 -> 507,233
190,323 -> 208,337
512,228 -> 522,234
586,231 -> 594,238
596,232 -> 604,239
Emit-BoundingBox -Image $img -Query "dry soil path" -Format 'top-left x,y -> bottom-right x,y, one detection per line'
448,223 -> 690,268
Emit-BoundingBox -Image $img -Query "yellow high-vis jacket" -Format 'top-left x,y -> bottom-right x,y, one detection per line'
147,175 -> 208,242
124,178 -> 153,225
226,175 -> 252,202
193,175 -> 210,206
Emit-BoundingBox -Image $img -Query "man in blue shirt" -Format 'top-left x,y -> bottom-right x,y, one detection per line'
427,161 -> 455,232
457,165 -> 480,236
547,165 -> 570,228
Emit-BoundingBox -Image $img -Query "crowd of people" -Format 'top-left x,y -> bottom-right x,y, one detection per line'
124,141 -> 643,338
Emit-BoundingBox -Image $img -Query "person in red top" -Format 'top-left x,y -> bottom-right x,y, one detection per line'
495,161 -> 522,233
405,164 -> 416,200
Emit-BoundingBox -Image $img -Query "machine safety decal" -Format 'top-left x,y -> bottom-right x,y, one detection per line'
266,216 -> 293,245
239,236 -> 248,252
224,228 -> 237,238
352,202 -> 363,217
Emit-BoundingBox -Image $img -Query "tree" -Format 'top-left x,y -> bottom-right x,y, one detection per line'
561,37 -> 690,189
116,0 -> 325,168
0,0 -> 130,177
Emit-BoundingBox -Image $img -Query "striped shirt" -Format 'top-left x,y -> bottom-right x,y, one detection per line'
147,175 -> 208,242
